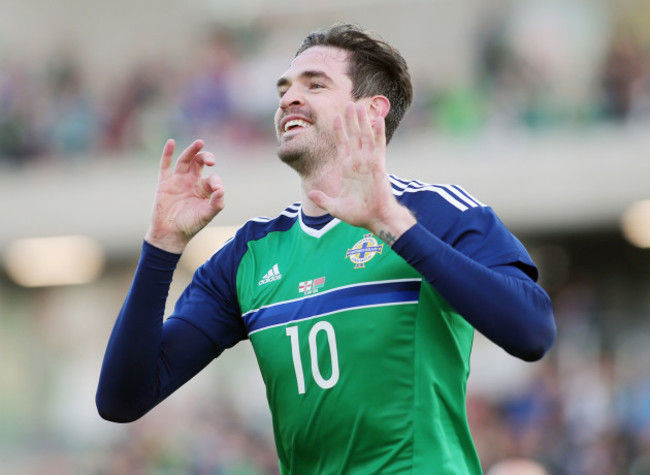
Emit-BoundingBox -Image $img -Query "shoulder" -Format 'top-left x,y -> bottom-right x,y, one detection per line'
205,202 -> 301,267
194,202 -> 301,286
389,174 -> 486,214
389,175 -> 536,274
234,202 -> 301,244
389,174 -> 491,232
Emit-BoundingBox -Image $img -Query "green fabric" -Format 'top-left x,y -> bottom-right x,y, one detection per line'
237,220 -> 480,474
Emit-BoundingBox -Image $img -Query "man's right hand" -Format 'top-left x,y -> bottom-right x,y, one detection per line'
144,139 -> 225,254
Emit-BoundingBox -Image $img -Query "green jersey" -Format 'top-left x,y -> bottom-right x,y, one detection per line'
243,219 -> 476,474
171,177 -> 538,473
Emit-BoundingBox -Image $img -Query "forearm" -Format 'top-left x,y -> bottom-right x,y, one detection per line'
392,223 -> 556,361
96,241 -> 180,421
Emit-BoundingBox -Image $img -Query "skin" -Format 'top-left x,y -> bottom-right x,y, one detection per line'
145,138 -> 225,253
145,45 -> 416,253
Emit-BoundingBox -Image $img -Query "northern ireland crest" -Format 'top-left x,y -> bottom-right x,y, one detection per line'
345,234 -> 384,269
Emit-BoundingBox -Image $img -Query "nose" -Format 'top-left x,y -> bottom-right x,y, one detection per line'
279,84 -> 304,110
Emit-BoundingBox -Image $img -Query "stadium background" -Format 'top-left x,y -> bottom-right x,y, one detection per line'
1,0 -> 650,473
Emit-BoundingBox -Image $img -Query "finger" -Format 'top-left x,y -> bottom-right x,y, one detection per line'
333,114 -> 350,158
373,115 -> 386,149
356,104 -> 374,150
344,102 -> 361,149
191,174 -> 218,201
208,184 -> 226,213
188,151 -> 216,177
159,139 -> 175,179
202,174 -> 223,197
174,139 -> 205,174
196,151 -> 216,167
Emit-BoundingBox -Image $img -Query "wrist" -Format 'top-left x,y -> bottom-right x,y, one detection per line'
144,228 -> 189,254
368,205 -> 417,246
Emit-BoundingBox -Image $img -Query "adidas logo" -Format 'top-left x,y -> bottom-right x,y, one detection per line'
258,264 -> 282,285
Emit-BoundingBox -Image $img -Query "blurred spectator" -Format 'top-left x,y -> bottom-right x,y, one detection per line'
600,30 -> 645,121
45,58 -> 98,158
0,63 -> 45,164
176,30 -> 240,143
477,0 -> 607,131
102,62 -> 169,152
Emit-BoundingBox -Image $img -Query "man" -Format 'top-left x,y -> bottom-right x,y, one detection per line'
97,23 -> 556,474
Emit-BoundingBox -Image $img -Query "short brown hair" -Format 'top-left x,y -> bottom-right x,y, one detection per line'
296,23 -> 413,144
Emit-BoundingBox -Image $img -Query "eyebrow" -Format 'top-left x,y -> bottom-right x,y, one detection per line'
276,70 -> 334,89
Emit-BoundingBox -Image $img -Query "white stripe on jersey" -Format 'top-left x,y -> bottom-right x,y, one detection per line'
388,175 -> 485,212
242,277 -> 422,320
250,202 -> 301,223
281,203 -> 301,218
448,184 -> 486,207
432,184 -> 480,209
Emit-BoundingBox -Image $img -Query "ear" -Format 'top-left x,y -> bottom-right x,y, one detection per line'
368,95 -> 390,121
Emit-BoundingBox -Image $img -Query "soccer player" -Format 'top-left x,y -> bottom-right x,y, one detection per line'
96,23 -> 556,473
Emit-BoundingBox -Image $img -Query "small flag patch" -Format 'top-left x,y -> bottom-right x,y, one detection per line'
298,276 -> 326,295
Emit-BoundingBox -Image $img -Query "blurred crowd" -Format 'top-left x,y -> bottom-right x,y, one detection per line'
0,28 -> 277,167
470,281 -> 650,475
2,3 -> 650,167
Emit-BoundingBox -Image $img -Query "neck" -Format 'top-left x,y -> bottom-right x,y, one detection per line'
299,162 -> 340,217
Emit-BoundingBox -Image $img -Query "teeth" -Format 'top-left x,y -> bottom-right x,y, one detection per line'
284,119 -> 309,132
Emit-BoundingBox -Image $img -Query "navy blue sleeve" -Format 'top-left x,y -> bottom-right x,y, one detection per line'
166,239 -> 247,351
96,242 -> 222,423
392,222 -> 556,361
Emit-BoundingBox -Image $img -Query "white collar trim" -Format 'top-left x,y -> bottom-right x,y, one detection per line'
298,207 -> 341,238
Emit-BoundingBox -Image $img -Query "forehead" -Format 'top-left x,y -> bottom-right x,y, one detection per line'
281,46 -> 350,81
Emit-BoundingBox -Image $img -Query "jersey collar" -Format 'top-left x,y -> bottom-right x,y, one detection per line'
299,208 -> 341,238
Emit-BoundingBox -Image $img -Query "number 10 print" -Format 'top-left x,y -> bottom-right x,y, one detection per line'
286,321 -> 340,394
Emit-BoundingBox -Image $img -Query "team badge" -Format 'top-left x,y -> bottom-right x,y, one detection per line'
298,276 -> 326,295
345,234 -> 384,269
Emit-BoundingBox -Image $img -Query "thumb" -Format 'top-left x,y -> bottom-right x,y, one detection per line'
307,189 -> 335,214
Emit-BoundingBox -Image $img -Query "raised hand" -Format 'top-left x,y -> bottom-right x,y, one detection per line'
145,139 -> 225,253
308,102 -> 415,245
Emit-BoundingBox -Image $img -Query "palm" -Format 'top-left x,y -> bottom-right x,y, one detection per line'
331,156 -> 392,229
310,102 -> 395,230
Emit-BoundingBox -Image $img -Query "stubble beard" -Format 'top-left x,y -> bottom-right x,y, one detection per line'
276,126 -> 337,178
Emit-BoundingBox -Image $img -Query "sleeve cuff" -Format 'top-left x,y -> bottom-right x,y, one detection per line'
141,240 -> 182,271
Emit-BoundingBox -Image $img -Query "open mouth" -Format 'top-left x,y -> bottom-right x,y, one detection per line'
284,119 -> 310,132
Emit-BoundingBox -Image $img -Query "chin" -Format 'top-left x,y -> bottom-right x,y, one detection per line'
277,147 -> 313,176
277,136 -> 303,160
278,148 -> 303,166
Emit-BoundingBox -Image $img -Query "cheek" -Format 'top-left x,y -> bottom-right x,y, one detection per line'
273,109 -> 281,126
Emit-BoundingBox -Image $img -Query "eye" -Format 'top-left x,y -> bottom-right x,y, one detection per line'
309,82 -> 324,90
278,88 -> 288,98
